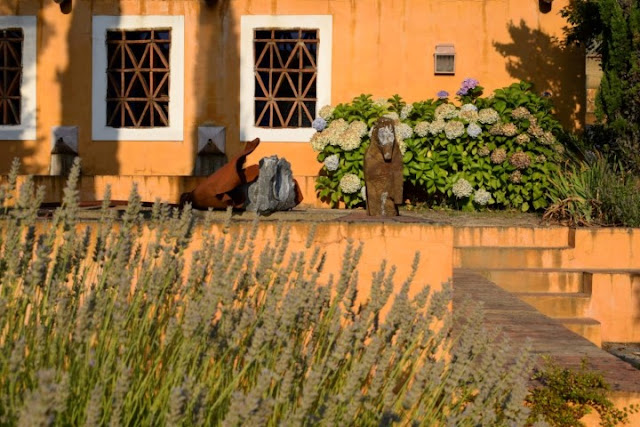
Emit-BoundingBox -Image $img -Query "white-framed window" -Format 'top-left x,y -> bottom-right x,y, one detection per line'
92,16 -> 184,141
0,16 -> 36,141
240,15 -> 332,142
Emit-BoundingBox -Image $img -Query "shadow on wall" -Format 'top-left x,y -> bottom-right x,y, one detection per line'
493,19 -> 585,130
192,0 -> 237,175
56,0 -> 240,182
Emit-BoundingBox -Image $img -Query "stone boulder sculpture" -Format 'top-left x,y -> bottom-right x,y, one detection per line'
245,156 -> 299,214
364,117 -> 403,216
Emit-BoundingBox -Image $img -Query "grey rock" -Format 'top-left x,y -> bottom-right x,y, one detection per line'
245,156 -> 297,214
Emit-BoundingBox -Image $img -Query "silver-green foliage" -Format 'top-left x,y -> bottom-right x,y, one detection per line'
0,159 -> 532,426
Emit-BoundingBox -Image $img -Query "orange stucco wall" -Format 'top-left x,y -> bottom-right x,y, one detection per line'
1,0 -> 583,181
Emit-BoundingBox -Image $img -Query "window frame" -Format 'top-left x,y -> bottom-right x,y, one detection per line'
240,15 -> 332,142
0,16 -> 36,141
92,16 -> 184,141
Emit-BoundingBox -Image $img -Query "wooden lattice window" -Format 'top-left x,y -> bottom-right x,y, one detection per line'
106,29 -> 171,128
254,28 -> 318,128
0,28 -> 23,126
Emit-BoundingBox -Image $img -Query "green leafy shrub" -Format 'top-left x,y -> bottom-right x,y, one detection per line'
311,80 -> 567,211
0,160 -> 535,425
544,154 -> 640,227
526,357 -> 637,426
562,0 -> 640,173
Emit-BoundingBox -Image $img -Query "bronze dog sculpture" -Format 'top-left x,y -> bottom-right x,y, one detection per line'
364,117 -> 403,216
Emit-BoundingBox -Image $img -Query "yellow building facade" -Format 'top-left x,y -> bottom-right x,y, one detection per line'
0,0 -> 584,204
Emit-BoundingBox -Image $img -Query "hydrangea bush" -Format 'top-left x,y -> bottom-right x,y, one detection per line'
312,81 -> 566,211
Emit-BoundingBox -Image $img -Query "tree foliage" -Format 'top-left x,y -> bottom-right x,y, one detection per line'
562,0 -> 640,171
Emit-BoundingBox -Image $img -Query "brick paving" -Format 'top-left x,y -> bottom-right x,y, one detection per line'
453,268 -> 640,393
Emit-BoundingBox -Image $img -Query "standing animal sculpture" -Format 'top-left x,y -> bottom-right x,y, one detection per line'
364,117 -> 403,216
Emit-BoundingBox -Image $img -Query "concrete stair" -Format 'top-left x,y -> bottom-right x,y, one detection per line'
556,317 -> 602,347
453,228 -> 603,346
475,269 -> 588,294
516,292 -> 591,318
453,246 -> 571,269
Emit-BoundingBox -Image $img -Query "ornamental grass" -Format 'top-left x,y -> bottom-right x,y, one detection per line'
0,159 -> 533,425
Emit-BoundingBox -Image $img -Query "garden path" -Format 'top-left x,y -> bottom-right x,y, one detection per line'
453,268 -> 640,393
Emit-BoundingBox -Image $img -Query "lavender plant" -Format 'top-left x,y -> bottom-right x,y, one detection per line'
0,160 -> 533,425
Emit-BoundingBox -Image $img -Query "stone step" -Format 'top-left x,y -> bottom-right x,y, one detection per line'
556,317 -> 602,347
516,292 -> 591,318
475,269 -> 589,294
454,247 -> 570,269
454,226 -> 573,248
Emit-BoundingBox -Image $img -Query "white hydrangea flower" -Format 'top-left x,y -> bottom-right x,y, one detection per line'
460,103 -> 478,112
429,120 -> 445,135
459,109 -> 479,123
394,122 -> 413,141
435,103 -> 459,120
323,154 -> 339,171
328,118 -> 349,133
310,132 -> 329,152
383,111 -> 400,121
474,188 -> 492,205
348,120 -> 368,138
374,97 -> 391,108
400,104 -> 413,120
398,139 -> 407,155
452,178 -> 473,199
318,105 -> 335,120
414,121 -> 431,138
511,106 -> 531,120
444,121 -> 465,140
325,127 -> 342,146
478,108 -> 500,125
502,123 -> 518,137
339,173 -> 361,194
338,129 -> 362,151
361,185 -> 367,201
467,122 -> 482,138
540,131 -> 556,145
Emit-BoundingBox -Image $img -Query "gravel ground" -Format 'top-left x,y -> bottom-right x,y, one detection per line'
39,204 -> 555,227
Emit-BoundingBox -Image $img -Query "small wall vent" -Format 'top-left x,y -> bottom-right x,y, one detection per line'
434,44 -> 455,75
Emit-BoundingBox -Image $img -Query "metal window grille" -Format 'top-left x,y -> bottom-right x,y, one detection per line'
0,28 -> 23,126
253,28 -> 318,128
106,29 -> 171,128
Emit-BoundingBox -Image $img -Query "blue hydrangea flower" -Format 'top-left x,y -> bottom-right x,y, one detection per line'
462,78 -> 479,89
457,78 -> 480,96
437,90 -> 449,99
312,117 -> 327,132
467,123 -> 482,138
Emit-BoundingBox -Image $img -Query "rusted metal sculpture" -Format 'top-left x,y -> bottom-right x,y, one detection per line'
364,117 -> 403,216
180,138 -> 303,211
